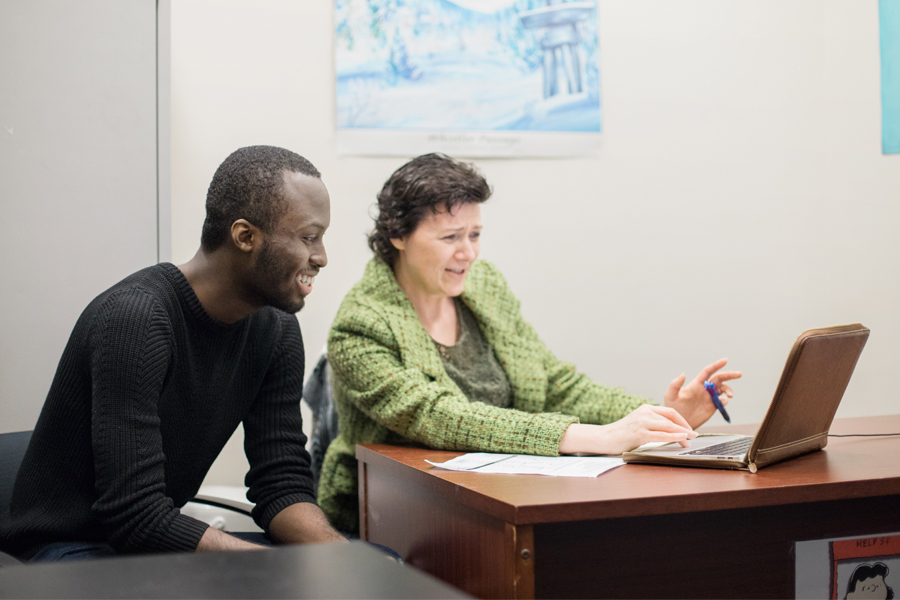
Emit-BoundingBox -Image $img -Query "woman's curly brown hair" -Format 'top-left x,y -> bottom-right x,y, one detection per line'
368,153 -> 492,266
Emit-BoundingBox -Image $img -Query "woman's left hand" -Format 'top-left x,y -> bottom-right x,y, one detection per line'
664,358 -> 742,429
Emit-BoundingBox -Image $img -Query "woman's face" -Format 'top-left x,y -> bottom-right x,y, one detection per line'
392,202 -> 482,299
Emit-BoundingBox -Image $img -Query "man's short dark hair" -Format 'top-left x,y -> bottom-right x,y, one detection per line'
201,145 -> 321,251
368,153 -> 491,267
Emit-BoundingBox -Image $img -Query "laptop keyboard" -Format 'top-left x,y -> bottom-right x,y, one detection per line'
681,437 -> 753,457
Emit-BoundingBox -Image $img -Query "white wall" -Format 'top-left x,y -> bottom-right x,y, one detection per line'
169,0 -> 900,486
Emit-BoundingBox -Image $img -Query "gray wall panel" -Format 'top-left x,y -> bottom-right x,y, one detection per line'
0,0 -> 162,431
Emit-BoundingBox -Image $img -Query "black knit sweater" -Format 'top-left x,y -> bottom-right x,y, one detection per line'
1,263 -> 315,557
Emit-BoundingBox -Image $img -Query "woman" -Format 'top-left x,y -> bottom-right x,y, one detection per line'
318,154 -> 741,534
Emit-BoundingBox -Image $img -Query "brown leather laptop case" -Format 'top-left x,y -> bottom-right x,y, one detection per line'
623,323 -> 870,472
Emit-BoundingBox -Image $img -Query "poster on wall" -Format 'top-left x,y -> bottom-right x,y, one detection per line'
881,0 -> 900,154
796,532 -> 900,600
334,0 -> 601,158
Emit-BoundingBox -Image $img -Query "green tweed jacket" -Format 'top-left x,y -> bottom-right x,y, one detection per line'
318,257 -> 650,533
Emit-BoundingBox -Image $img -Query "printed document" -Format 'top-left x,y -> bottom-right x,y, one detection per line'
426,453 -> 625,478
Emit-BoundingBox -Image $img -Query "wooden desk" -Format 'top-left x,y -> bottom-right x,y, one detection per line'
357,415 -> 900,599
0,541 -> 470,599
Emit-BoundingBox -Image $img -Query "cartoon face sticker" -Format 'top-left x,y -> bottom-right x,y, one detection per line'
846,563 -> 895,600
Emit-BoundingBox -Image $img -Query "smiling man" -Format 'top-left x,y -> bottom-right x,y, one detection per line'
1,146 -> 344,561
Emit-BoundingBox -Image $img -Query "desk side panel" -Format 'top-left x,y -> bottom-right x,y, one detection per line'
361,453 -> 534,599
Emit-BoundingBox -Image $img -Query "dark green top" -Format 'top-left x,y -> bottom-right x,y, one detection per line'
434,298 -> 512,409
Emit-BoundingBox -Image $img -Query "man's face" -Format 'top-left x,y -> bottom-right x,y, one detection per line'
247,171 -> 330,314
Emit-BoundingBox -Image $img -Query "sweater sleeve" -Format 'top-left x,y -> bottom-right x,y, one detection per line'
329,305 -> 577,457
514,314 -> 653,424
243,314 -> 317,531
467,260 -> 652,426
89,291 -> 210,553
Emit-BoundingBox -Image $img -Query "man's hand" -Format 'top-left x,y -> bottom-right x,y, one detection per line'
664,358 -> 742,429
195,503 -> 344,552
268,502 -> 346,544
196,527 -> 267,552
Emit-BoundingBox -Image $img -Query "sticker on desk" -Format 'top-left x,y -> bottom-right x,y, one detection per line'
795,532 -> 900,599
425,453 -> 625,477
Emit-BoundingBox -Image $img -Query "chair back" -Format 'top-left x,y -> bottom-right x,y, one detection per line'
302,354 -> 339,492
0,430 -> 33,516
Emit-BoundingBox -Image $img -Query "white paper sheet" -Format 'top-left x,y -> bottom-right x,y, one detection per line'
425,452 -> 625,478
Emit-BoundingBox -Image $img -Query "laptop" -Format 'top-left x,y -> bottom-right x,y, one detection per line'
623,323 -> 869,473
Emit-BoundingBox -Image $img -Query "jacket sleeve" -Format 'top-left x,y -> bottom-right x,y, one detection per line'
514,313 -> 653,424
328,303 -> 577,457
89,291 -> 210,553
243,314 -> 317,531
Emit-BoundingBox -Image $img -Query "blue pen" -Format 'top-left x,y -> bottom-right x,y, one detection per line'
704,380 -> 731,423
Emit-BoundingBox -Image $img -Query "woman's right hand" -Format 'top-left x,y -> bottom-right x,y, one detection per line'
558,405 -> 698,455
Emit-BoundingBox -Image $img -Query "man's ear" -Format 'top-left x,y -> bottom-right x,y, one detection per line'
390,237 -> 406,251
231,219 -> 260,254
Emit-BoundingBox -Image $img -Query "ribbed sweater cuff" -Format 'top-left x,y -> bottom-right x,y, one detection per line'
150,514 -> 210,553
258,493 -> 318,531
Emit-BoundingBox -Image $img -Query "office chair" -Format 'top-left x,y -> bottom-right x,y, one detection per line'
0,430 -> 258,567
302,352 -> 339,493
0,430 -> 31,566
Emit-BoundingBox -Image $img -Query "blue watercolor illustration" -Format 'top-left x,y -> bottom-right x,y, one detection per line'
335,0 -> 600,133
881,0 -> 900,154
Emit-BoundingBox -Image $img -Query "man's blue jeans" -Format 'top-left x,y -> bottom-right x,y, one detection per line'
28,532 -> 270,562
28,532 -> 401,562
